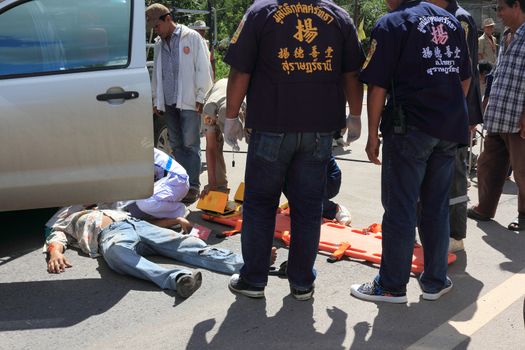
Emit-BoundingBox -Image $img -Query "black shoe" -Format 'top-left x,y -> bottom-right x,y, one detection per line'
176,271 -> 202,298
182,188 -> 200,205
228,274 -> 265,298
290,284 -> 314,301
467,207 -> 491,221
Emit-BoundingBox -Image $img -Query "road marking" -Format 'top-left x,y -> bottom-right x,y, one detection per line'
408,269 -> 525,349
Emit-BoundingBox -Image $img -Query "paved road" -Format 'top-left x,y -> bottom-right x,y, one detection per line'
1,110 -> 524,349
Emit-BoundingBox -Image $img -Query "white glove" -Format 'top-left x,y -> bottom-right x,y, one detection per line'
346,114 -> 361,144
224,117 -> 244,148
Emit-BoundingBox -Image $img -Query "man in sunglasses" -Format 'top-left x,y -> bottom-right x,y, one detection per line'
146,3 -> 213,204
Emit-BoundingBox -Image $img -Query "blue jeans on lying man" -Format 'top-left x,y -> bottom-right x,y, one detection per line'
99,218 -> 243,290
378,127 -> 457,295
240,131 -> 333,291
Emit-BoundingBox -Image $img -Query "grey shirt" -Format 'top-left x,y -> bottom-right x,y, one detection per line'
161,25 -> 181,106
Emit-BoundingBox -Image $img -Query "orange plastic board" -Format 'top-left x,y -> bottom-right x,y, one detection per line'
201,206 -> 455,272
234,182 -> 245,202
201,212 -> 243,236
197,191 -> 229,213
280,222 -> 456,273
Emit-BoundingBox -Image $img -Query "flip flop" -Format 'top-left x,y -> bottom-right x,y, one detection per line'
507,217 -> 525,231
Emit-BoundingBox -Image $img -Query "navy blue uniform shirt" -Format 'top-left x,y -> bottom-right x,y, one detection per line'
360,0 -> 470,144
224,0 -> 365,132
446,0 -> 483,125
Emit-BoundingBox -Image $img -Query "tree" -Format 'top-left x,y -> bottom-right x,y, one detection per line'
146,0 -> 388,79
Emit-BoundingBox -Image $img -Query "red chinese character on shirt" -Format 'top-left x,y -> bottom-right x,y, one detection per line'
431,24 -> 448,45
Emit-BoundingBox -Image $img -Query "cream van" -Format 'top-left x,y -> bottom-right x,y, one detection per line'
0,0 -> 154,211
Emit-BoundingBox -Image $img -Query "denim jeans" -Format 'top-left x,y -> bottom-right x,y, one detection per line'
164,105 -> 201,189
378,128 -> 457,294
284,156 -> 341,219
99,218 -> 243,290
322,156 -> 342,220
240,131 -> 332,290
449,147 -> 468,240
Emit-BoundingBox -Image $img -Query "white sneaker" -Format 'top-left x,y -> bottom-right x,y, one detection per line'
335,205 -> 351,226
448,238 -> 464,253
335,137 -> 346,147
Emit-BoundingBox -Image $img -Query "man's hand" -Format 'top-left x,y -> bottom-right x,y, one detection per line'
47,251 -> 72,273
519,114 -> 525,139
366,135 -> 381,165
153,107 -> 163,116
346,114 -> 362,144
176,217 -> 193,234
196,102 -> 204,114
200,184 -> 217,199
224,117 -> 244,148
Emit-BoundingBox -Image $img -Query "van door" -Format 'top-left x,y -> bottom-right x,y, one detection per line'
0,0 -> 153,211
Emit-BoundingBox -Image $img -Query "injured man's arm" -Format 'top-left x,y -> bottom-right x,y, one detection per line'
46,241 -> 72,273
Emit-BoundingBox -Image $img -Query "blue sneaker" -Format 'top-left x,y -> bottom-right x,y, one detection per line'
421,277 -> 453,301
351,281 -> 407,304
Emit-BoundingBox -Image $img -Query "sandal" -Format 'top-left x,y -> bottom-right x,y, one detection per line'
507,217 -> 525,231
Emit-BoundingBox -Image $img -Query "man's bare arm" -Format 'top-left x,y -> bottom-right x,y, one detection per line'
461,78 -> 471,97
366,85 -> 388,165
226,68 -> 251,119
342,71 -> 364,116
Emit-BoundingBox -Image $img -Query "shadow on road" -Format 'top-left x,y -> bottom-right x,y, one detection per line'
477,221 -> 525,273
0,257 -> 164,331
348,252 -> 483,349
187,295 -> 347,349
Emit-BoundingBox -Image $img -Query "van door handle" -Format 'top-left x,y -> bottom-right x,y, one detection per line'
96,91 -> 139,101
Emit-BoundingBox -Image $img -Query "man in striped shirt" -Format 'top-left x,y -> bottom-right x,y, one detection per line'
468,0 -> 525,231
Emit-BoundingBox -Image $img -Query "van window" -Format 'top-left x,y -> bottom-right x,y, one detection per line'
0,0 -> 131,77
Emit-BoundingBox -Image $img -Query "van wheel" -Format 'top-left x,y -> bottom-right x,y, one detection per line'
153,114 -> 171,155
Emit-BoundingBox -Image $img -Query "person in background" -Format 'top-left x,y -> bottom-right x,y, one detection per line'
468,0 -> 525,232
146,3 -> 213,204
200,78 -> 246,196
426,0 -> 483,253
478,17 -> 498,66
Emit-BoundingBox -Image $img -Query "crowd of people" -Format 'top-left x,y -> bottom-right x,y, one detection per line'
44,0 -> 525,303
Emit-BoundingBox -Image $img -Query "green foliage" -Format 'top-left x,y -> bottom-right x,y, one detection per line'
146,0 -> 388,78
214,54 -> 230,79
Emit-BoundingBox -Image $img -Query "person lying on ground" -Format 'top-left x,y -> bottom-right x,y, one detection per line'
44,206 -> 243,298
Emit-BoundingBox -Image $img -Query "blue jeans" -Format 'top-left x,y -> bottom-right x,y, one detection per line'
164,105 -> 201,189
322,156 -> 342,220
99,219 -> 243,290
284,156 -> 341,219
378,128 -> 457,294
240,131 -> 332,290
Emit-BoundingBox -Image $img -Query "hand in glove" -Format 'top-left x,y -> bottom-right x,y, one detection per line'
224,117 -> 244,148
346,114 -> 361,144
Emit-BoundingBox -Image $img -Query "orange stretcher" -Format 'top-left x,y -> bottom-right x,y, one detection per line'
202,207 -> 456,273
